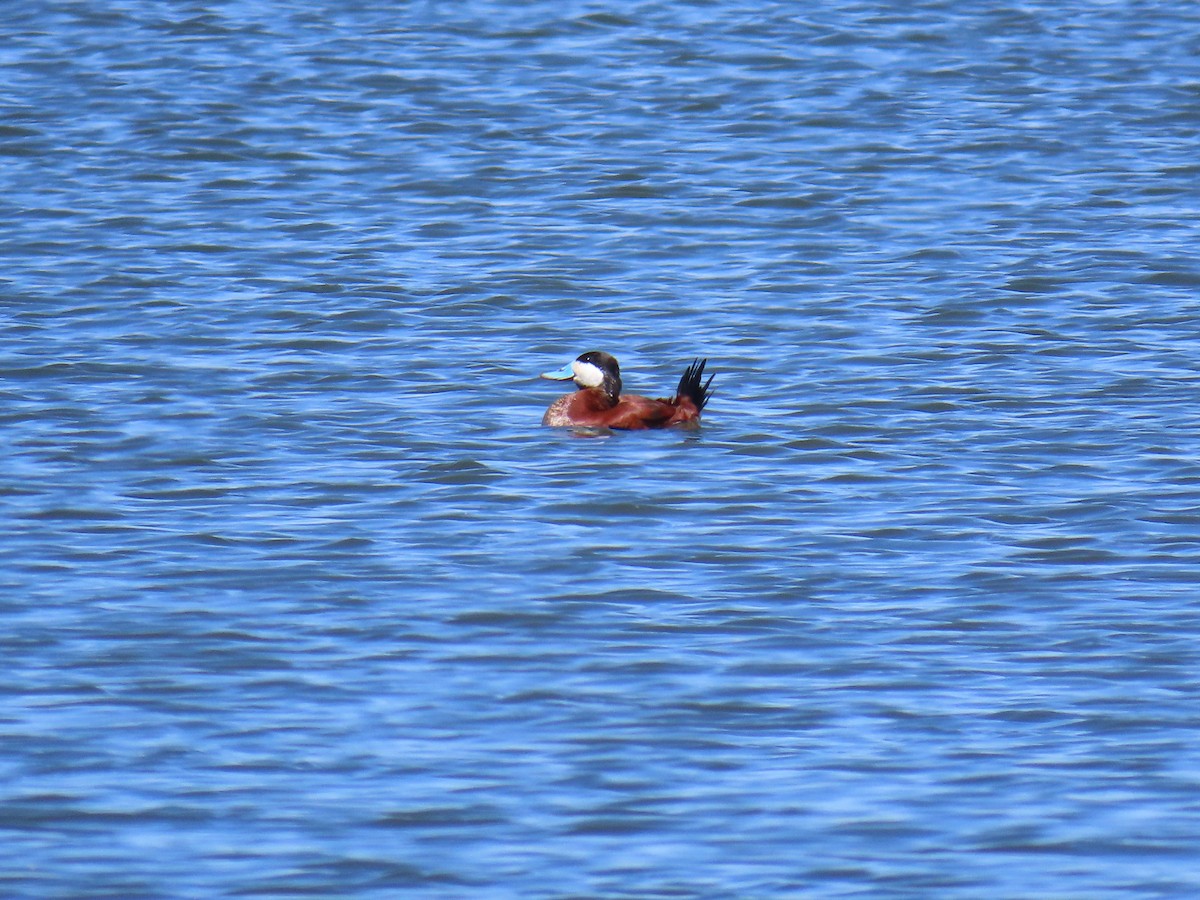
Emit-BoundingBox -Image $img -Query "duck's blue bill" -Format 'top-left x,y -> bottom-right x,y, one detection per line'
540,363 -> 575,380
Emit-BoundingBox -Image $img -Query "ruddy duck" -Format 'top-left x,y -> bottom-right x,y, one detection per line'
540,351 -> 714,429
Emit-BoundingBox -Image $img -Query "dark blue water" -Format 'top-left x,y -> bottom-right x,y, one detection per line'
4,1 -> 1200,896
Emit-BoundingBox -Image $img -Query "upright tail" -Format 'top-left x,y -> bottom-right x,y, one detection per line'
675,358 -> 715,414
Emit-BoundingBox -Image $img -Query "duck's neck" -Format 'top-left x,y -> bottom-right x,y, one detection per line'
581,384 -> 619,409
601,372 -> 621,404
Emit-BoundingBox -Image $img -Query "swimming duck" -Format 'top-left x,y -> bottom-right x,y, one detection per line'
540,351 -> 714,429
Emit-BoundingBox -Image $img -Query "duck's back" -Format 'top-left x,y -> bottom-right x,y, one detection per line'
544,389 -> 682,429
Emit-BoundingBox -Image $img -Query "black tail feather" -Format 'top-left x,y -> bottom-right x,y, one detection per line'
675,358 -> 714,413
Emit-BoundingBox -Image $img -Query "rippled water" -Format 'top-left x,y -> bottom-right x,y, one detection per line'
4,1 -> 1200,896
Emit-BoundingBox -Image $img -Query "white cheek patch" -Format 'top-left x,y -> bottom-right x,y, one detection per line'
572,360 -> 605,388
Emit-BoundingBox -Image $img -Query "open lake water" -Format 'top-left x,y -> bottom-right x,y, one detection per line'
3,1 -> 1200,897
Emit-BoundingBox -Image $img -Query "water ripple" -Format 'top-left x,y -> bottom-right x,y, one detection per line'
3,0 -> 1200,897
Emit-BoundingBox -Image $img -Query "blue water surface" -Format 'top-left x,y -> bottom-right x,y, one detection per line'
3,1 -> 1200,897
